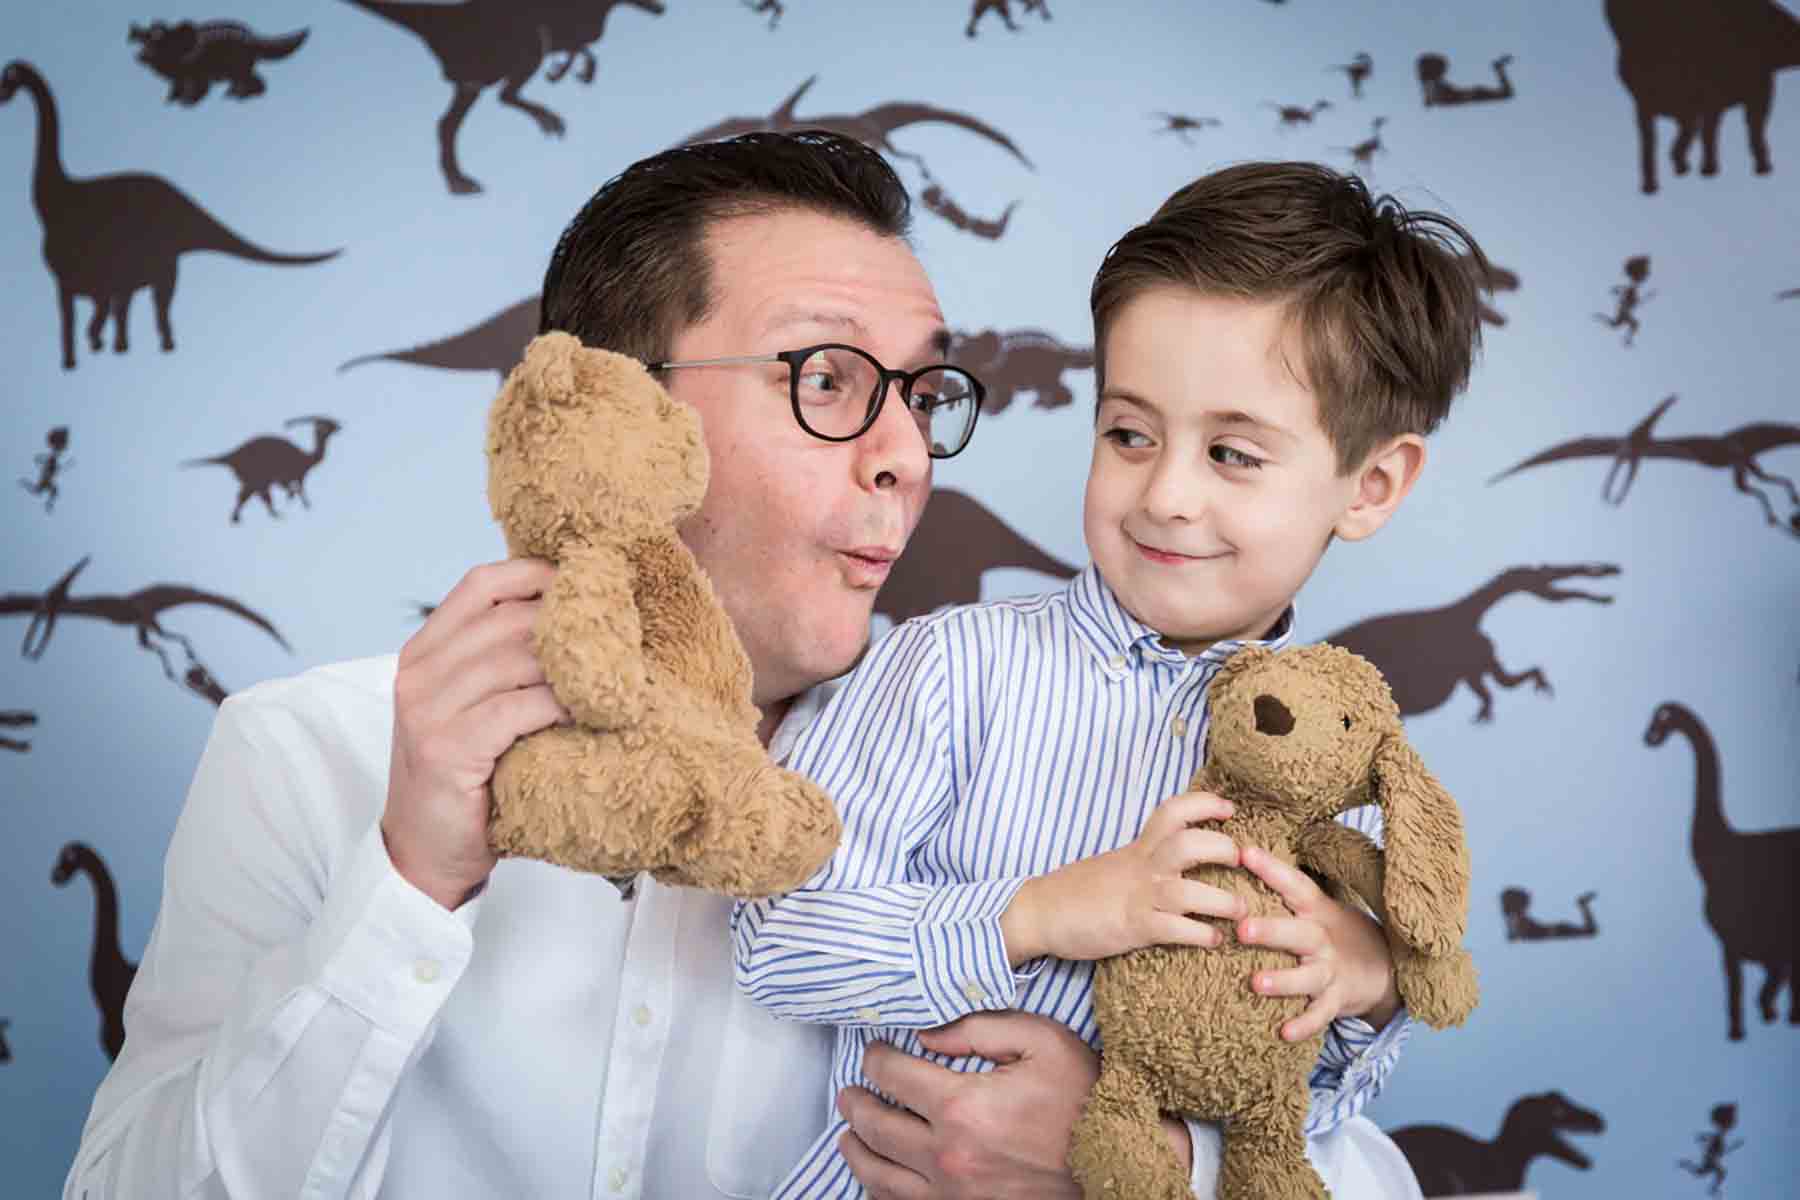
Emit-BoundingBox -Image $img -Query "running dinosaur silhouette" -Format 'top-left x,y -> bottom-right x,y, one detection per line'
1679,1102 -> 1743,1196
876,488 -> 1080,623
341,295 -> 538,380
1324,563 -> 1621,723
339,0 -> 666,195
0,60 -> 340,370
1391,1092 -> 1605,1195
1151,112 -> 1223,145
1594,254 -> 1654,346
19,425 -> 71,514
0,556 -> 289,705
0,709 -> 35,753
1330,52 -> 1373,98
966,0 -> 1051,38
1605,0 -> 1800,194
1417,53 -> 1516,107
948,327 -> 1094,413
1338,116 -> 1388,175
181,416 -> 342,524
682,76 -> 1033,241
743,0 -> 784,30
1501,888 -> 1599,941
1265,99 -> 1331,128
1489,394 -> 1800,540
52,842 -> 140,1061
1647,701 -> 1799,1041
128,20 -> 308,104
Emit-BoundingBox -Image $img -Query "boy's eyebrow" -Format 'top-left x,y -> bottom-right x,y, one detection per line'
1099,388 -> 1298,443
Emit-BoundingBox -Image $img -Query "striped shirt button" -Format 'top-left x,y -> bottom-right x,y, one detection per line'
1108,654 -> 1126,670
1171,715 -> 1188,738
856,1006 -> 881,1023
961,980 -> 987,1005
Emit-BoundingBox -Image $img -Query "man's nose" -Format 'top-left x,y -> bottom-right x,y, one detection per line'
858,379 -> 931,491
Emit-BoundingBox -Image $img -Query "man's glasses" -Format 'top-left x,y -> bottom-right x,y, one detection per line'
646,343 -> 984,459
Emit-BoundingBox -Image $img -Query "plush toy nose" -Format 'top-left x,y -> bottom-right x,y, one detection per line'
1253,694 -> 1295,736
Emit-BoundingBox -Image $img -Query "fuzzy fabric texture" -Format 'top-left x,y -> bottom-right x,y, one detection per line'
1068,643 -> 1479,1200
481,331 -> 842,898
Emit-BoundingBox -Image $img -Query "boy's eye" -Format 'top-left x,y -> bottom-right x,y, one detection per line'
1210,444 -> 1264,469
1102,427 -> 1152,449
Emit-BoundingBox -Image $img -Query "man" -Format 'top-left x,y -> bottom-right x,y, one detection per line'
66,132 -> 1409,1199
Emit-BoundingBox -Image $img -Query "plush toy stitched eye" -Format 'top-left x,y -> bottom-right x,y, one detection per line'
1341,715 -> 1353,731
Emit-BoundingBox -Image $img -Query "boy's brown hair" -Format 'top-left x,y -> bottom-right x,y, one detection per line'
1090,161 -> 1488,473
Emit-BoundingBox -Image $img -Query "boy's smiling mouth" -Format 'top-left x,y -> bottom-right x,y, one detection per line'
1131,537 -> 1231,564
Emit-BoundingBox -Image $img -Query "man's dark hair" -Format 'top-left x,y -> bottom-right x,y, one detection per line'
539,131 -> 913,363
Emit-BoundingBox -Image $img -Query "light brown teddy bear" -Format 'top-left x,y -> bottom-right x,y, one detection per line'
481,331 -> 842,897
1069,642 -> 1479,1200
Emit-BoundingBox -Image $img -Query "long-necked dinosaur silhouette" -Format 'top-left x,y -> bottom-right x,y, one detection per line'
181,416 -> 342,524
743,0 -> 784,30
1501,888 -> 1599,941
53,843 -> 139,1061
339,0 -> 665,194
1337,116 -> 1388,174
1594,253 -> 1654,346
1151,112 -> 1223,145
129,20 -> 308,104
877,489 -> 1080,623
1265,99 -> 1331,127
1606,0 -> 1800,194
1330,52 -> 1373,98
1417,53 -> 1515,106
949,327 -> 1094,413
0,61 -> 340,370
966,0 -> 1051,37
1489,395 -> 1800,539
1678,1102 -> 1743,1196
1,556 -> 289,705
341,295 -> 538,380
1390,1091 -> 1604,1195
681,76 -> 1033,240
1457,250 -> 1521,327
19,425 -> 71,513
1646,701 -> 1798,1041
0,708 -> 35,753
1324,563 -> 1620,722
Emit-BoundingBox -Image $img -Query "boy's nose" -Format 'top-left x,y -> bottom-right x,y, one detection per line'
1253,694 -> 1295,736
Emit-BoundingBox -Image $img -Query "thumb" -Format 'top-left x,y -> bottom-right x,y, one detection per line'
916,1012 -> 1037,1064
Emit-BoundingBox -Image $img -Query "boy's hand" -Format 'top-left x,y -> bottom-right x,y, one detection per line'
1000,791 -> 1245,965
1237,845 -> 1401,1040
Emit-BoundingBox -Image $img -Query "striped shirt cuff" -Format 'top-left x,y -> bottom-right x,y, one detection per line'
911,876 -> 1038,1025
1304,1006 -> 1415,1136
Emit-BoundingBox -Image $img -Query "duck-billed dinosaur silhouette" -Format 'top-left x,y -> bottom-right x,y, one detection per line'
1,556 -> 289,705
181,416 -> 342,524
1679,1102 -> 1743,1196
966,0 -> 1051,38
1606,0 -> 1800,194
1264,99 -> 1331,127
682,76 -> 1033,241
0,708 -> 35,753
1595,253 -> 1654,346
1501,887 -> 1599,941
1151,112 -> 1223,145
0,61 -> 340,371
876,488 -> 1079,623
1330,52 -> 1373,98
341,295 -> 538,380
1324,563 -> 1620,722
19,425 -> 71,514
1390,1091 -> 1605,1195
53,842 -> 140,1061
129,20 -> 308,104
340,0 -> 665,195
1489,394 -> 1800,540
949,327 -> 1094,414
1646,701 -> 1799,1041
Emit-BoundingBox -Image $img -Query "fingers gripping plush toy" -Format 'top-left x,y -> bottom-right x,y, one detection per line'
1069,643 -> 1479,1200
481,331 -> 841,897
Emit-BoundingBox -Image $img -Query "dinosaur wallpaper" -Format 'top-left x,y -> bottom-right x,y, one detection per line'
1,2 -> 1796,1197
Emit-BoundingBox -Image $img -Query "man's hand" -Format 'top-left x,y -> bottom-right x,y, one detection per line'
382,558 -> 568,910
999,791 -> 1244,965
1237,845 -> 1401,1039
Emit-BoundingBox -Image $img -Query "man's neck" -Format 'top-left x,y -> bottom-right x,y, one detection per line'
755,696 -> 794,749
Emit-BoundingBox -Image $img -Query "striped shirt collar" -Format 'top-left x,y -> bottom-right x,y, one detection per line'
1065,562 -> 1296,670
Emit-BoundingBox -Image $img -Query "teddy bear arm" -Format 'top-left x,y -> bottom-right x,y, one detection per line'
536,545 -> 650,729
1295,820 -> 1388,925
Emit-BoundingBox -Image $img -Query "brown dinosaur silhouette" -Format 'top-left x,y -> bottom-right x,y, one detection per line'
1678,1102 -> 1743,1197
1264,98 -> 1331,127
1151,111 -> 1223,145
1457,251 -> 1521,327
128,20 -> 308,104
0,556 -> 289,705
340,295 -> 538,380
1594,254 -> 1654,345
19,425 -> 71,513
948,327 -> 1094,413
1417,53 -> 1515,107
1324,563 -> 1620,722
1778,287 -> 1800,300
0,1017 -> 10,1062
1489,394 -> 1800,539
1501,887 -> 1599,941
1646,701 -> 1799,1041
1390,1091 -> 1605,1195
742,0 -> 784,30
52,842 -> 140,1061
181,416 -> 342,524
1330,52 -> 1373,98
340,0 -> 666,195
0,61 -> 340,370
681,76 -> 1033,241
0,708 -> 35,753
966,0 -> 1051,37
1336,116 -> 1388,174
876,488 -> 1079,623
1605,0 -> 1800,194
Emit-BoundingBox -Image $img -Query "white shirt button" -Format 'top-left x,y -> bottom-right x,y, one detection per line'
632,1003 -> 653,1027
961,980 -> 987,1004
1171,715 -> 1188,739
413,958 -> 441,984
1108,654 -> 1126,670
608,1165 -> 629,1191
856,1006 -> 881,1023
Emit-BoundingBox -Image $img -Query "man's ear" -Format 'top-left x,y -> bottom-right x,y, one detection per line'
1335,434 -> 1426,542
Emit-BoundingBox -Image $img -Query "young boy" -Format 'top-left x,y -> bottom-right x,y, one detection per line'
734,161 -> 1489,1199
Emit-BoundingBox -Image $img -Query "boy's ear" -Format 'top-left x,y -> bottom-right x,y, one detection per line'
1335,433 -> 1426,542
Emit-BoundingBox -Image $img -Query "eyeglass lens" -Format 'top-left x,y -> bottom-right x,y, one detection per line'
791,346 -> 978,458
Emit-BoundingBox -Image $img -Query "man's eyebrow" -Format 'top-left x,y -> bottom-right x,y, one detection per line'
763,308 -> 953,365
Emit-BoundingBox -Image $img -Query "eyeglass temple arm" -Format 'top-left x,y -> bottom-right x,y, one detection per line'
645,352 -> 785,372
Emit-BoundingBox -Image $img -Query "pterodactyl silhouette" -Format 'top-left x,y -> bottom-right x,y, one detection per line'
0,556 -> 290,704
1489,395 -> 1800,539
1151,112 -> 1222,144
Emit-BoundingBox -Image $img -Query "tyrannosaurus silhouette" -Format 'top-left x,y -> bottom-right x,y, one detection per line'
966,0 -> 1051,38
1678,1102 -> 1743,1196
19,425 -> 71,514
682,76 -> 1033,240
181,416 -> 342,524
0,556 -> 289,705
949,328 -> 1094,413
1489,394 -> 1800,539
1647,702 -> 1798,1041
53,842 -> 140,1061
1390,1091 -> 1605,1195
1151,112 -> 1223,145
1605,0 -> 1800,194
341,295 -> 538,380
876,489 -> 1079,623
0,61 -> 340,370
0,708 -> 35,753
129,20 -> 308,104
340,0 -> 666,195
1324,563 -> 1620,722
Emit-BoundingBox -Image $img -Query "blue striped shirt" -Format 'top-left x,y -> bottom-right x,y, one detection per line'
737,565 -> 1412,1199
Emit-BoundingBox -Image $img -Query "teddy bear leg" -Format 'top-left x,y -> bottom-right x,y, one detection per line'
1068,1057 -> 1194,1200
1217,1089 -> 1327,1200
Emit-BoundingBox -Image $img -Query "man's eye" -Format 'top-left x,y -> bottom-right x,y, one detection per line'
799,371 -> 840,393
1211,444 -> 1264,469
